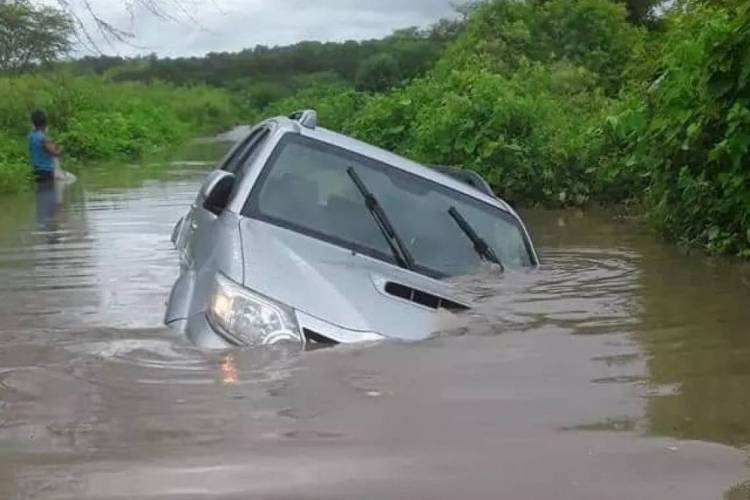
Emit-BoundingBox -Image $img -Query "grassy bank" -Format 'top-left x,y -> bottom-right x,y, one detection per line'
0,73 -> 241,193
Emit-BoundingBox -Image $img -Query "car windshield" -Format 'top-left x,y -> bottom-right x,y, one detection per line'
243,134 -> 535,278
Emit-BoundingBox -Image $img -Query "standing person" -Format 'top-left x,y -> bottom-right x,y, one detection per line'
28,110 -> 63,183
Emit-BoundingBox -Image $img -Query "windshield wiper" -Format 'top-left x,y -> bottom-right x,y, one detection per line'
347,167 -> 415,270
448,206 -> 505,272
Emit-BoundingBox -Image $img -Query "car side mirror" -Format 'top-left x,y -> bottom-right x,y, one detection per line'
200,170 -> 236,216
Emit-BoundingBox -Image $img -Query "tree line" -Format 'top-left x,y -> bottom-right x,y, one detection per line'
66,20 -> 463,107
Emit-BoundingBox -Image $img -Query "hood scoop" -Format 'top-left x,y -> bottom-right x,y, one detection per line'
384,281 -> 469,312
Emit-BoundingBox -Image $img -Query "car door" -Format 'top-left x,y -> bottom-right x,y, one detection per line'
173,130 -> 255,256
182,125 -> 272,272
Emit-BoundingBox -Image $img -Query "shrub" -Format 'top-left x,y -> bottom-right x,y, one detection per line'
355,53 -> 403,92
237,0 -> 750,257
623,3 -> 750,256
0,73 -> 240,192
259,81 -> 367,132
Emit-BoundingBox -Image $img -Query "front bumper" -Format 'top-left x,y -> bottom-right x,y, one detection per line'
168,310 -> 385,350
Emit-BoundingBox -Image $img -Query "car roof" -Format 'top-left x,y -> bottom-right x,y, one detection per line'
429,165 -> 496,197
268,116 -> 512,213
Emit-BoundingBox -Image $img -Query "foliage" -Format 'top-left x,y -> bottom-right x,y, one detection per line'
355,53 -> 402,92
439,0 -> 644,95
0,0 -> 74,73
260,81 -> 366,132
0,131 -> 28,192
345,64 -> 615,206
274,0 -> 639,206
622,0 -> 662,25
0,73 -> 240,192
258,0 -> 750,257
616,3 -> 750,256
4,0 -> 749,257
228,79 -> 290,113
64,20 -> 457,97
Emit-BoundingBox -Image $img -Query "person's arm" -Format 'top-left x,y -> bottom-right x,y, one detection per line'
43,138 -> 63,157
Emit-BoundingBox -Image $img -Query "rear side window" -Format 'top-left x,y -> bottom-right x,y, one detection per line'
220,135 -> 254,173
222,128 -> 269,175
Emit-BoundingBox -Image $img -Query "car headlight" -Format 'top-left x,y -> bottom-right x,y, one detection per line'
207,273 -> 303,347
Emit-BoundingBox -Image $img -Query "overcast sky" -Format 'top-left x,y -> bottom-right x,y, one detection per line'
68,0 -> 458,58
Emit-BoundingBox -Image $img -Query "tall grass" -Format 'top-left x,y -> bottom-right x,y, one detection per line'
0,73 -> 240,192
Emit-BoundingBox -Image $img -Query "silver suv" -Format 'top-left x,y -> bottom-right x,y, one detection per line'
166,111 -> 538,349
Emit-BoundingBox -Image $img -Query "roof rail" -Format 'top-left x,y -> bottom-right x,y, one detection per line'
289,110 -> 317,129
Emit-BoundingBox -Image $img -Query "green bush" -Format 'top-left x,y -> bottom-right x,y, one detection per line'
283,0 -> 635,206
355,53 -> 402,92
262,0 -> 750,257
619,3 -> 750,256
0,73 -> 240,192
259,81 -> 366,132
438,0 -> 643,94
0,132 -> 29,192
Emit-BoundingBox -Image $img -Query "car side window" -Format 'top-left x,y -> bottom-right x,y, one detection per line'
223,129 -> 273,208
232,128 -> 271,182
220,135 -> 254,173
222,128 -> 268,174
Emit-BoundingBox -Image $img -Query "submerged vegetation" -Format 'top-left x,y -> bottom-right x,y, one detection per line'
0,0 -> 748,256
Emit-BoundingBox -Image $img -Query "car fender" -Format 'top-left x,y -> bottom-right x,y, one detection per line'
165,269 -> 196,328
165,212 -> 245,327
171,217 -> 183,246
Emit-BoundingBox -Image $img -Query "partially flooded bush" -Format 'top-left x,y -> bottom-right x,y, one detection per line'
0,73 -> 239,192
0,133 -> 29,192
620,4 -> 750,256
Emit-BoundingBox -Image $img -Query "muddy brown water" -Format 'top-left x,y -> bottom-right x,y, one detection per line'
0,138 -> 748,499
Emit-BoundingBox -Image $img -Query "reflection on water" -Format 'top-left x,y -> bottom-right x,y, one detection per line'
0,141 -> 748,499
526,210 -> 750,448
220,354 -> 239,385
34,181 -> 61,233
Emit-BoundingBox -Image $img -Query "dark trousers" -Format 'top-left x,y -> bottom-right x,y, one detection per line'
34,169 -> 54,183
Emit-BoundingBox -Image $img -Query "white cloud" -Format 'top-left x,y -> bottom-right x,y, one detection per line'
67,0 -> 458,57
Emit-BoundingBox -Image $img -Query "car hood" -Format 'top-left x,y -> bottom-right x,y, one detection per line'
238,218 -> 468,341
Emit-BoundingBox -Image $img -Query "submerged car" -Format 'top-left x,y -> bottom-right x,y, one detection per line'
166,110 -> 539,349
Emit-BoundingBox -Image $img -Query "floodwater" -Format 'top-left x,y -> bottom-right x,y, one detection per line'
0,137 -> 748,500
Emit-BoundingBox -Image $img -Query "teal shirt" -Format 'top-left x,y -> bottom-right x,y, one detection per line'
28,130 -> 54,172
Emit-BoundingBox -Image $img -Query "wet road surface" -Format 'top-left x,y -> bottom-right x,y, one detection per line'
0,138 -> 748,499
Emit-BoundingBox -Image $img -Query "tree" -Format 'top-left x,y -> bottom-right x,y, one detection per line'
48,0 -> 201,50
0,0 -> 74,72
428,17 -> 465,41
355,53 -> 402,92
